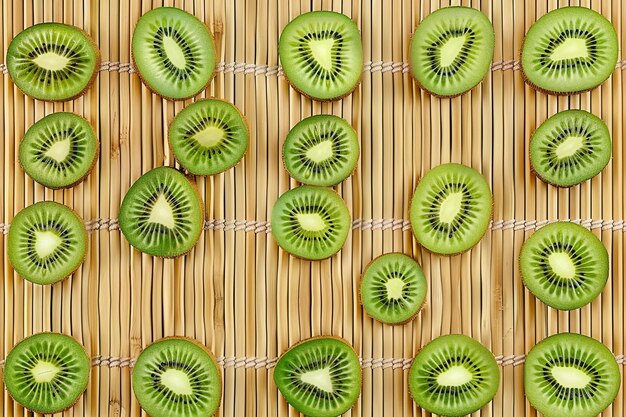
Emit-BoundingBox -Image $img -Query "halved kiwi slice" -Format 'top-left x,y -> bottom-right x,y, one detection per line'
410,163 -> 492,255
132,337 -> 221,417
169,99 -> 249,175
6,23 -> 100,101
271,186 -> 351,260
283,115 -> 359,186
520,222 -> 609,310
360,253 -> 427,324
530,110 -> 611,187
119,166 -> 203,257
19,112 -> 99,189
8,201 -> 87,285
274,337 -> 361,417
409,334 -> 500,416
279,11 -> 363,101
132,7 -> 216,100
521,7 -> 618,95
525,333 -> 621,417
409,7 -> 495,97
4,332 -> 90,413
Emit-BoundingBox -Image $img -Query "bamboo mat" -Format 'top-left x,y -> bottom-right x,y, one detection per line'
0,0 -> 625,416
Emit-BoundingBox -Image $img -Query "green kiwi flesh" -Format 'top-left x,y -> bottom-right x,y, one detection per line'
530,110 -> 611,187
520,222 -> 609,310
169,99 -> 249,175
409,7 -> 495,97
521,7 -> 618,94
132,7 -> 216,100
279,11 -> 363,101
8,201 -> 87,285
19,112 -> 99,189
271,186 -> 351,260
525,333 -> 621,417
132,337 -> 221,417
119,167 -> 203,257
360,253 -> 427,324
410,163 -> 492,255
6,23 -> 100,101
274,337 -> 361,417
4,332 -> 90,413
409,334 -> 500,417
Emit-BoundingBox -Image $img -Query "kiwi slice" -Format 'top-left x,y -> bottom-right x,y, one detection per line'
360,253 -> 427,324
4,332 -> 90,413
409,163 -> 492,255
520,222 -> 609,310
119,166 -> 203,257
409,7 -> 495,97
8,201 -> 87,285
274,337 -> 361,417
169,99 -> 249,175
530,110 -> 611,187
279,11 -> 363,101
521,7 -> 618,95
132,7 -> 216,100
132,337 -> 221,417
283,115 -> 359,186
271,185 -> 350,260
19,112 -> 99,189
6,23 -> 100,101
409,334 -> 500,416
525,333 -> 621,417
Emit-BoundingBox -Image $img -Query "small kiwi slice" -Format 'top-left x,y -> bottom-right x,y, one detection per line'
169,99 -> 249,175
132,337 -> 222,417
409,7 -> 495,97
132,7 -> 216,100
274,337 -> 361,417
6,23 -> 100,101
525,333 -> 621,417
530,110 -> 611,187
410,163 -> 492,255
279,11 -> 363,101
283,115 -> 359,186
8,201 -> 87,285
520,222 -> 609,310
19,112 -> 99,189
4,332 -> 90,413
271,185 -> 351,260
521,7 -> 618,95
119,166 -> 203,257
409,334 -> 500,416
360,253 -> 427,324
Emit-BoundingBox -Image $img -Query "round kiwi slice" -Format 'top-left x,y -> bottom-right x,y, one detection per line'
360,253 -> 427,324
279,11 -> 363,101
520,222 -> 609,310
6,23 -> 100,101
132,7 -> 216,100
19,112 -> 99,189
132,337 -> 222,417
530,110 -> 612,187
283,115 -> 359,186
409,7 -> 495,97
525,333 -> 621,417
4,332 -> 90,413
271,186 -> 351,260
274,337 -> 361,417
8,201 -> 87,285
409,334 -> 500,416
169,99 -> 249,176
119,166 -> 203,257
409,163 -> 492,255
521,7 -> 618,95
